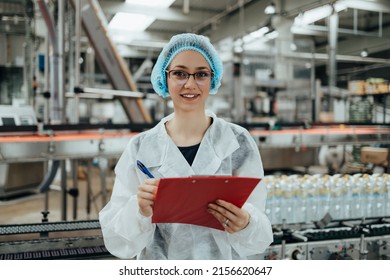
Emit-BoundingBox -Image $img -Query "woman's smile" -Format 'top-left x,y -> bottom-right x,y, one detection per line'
180,93 -> 200,100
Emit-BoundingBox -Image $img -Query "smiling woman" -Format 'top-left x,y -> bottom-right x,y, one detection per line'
99,33 -> 273,260
164,50 -> 211,115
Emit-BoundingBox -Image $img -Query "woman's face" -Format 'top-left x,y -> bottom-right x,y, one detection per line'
166,50 -> 212,113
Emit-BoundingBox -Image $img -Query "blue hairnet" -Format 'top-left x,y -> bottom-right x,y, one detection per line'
151,33 -> 223,98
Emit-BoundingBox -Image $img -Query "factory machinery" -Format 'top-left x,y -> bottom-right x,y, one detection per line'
1,103 -> 390,259
1,105 -> 390,260
1,216 -> 390,260
260,216 -> 390,260
257,173 -> 390,260
0,220 -> 110,260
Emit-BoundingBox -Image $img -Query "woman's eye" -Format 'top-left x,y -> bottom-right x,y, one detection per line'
172,71 -> 187,78
195,72 -> 210,78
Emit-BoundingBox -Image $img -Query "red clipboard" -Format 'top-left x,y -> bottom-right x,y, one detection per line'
151,176 -> 261,230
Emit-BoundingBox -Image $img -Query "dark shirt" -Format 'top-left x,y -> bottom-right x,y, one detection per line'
178,143 -> 200,166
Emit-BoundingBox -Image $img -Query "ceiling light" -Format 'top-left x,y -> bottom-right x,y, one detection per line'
109,0 -> 175,38
290,43 -> 297,51
360,49 -> 368,57
294,3 -> 347,25
242,26 -> 270,43
264,2 -> 276,15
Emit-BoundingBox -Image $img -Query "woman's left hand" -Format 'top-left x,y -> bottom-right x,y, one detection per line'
208,200 -> 250,233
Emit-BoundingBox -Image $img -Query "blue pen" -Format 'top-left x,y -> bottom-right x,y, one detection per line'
136,160 -> 154,178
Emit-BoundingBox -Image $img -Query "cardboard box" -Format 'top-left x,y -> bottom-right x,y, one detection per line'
365,82 -> 389,94
365,83 -> 378,94
377,83 -> 390,93
361,147 -> 388,166
348,80 -> 366,95
319,111 -> 334,123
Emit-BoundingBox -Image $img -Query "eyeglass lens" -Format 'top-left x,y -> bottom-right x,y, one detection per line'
166,70 -> 212,85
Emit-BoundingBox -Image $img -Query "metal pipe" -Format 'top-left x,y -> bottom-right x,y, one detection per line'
36,0 -> 60,123
353,9 -> 358,34
86,160 -> 92,216
327,11 -> 338,99
23,16 -> 33,106
292,24 -> 390,39
38,160 -> 60,193
310,44 -> 316,122
99,157 -> 108,207
41,160 -> 50,226
279,52 -> 390,64
74,0 -> 81,124
44,26 -> 50,126
58,0 -> 65,123
36,0 -> 58,51
183,0 -> 190,14
60,160 -> 67,221
44,30 -> 49,88
71,159 -> 79,220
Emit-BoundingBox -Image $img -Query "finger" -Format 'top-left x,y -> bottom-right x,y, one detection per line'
138,200 -> 153,217
207,206 -> 228,222
138,198 -> 153,207
137,190 -> 155,201
209,202 -> 250,232
215,200 -> 241,215
212,214 -> 236,233
139,184 -> 157,195
138,182 -> 157,201
215,200 -> 250,222
207,206 -> 237,231
144,178 -> 159,186
138,192 -> 155,217
208,202 -> 236,221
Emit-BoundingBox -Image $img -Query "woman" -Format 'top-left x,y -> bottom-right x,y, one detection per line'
99,33 -> 273,259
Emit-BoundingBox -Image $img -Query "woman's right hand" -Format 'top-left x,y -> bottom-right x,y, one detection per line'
137,178 -> 159,217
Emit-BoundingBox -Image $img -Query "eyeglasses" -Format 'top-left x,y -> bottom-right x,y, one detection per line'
165,70 -> 213,86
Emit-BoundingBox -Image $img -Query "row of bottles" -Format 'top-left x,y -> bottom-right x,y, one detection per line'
349,98 -> 373,122
264,173 -> 390,225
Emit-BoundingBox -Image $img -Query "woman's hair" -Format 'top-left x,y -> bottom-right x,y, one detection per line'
151,33 -> 223,98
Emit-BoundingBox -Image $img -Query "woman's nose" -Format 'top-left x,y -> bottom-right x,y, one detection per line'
184,75 -> 197,88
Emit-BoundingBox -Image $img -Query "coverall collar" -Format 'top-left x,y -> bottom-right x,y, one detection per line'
138,111 -> 240,177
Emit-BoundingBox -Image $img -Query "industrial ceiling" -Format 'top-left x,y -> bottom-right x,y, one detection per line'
1,0 -> 390,85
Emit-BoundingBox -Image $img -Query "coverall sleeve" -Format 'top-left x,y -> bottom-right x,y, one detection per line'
99,138 -> 155,259
227,130 -> 273,257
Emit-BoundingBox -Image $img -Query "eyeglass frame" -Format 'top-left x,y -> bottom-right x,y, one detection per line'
165,69 -> 214,85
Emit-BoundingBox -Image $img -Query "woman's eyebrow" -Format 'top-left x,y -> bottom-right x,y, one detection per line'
171,65 -> 211,70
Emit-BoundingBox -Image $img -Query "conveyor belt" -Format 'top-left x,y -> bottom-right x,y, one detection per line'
251,126 -> 390,147
0,245 -> 110,260
0,220 -> 114,260
303,225 -> 390,242
1,125 -> 389,163
0,131 -> 137,162
0,220 -> 101,235
272,216 -> 390,245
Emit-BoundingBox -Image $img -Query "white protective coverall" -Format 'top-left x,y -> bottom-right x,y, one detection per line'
99,111 -> 273,259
